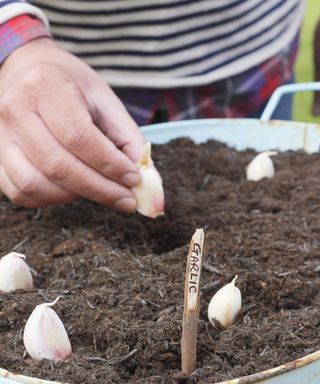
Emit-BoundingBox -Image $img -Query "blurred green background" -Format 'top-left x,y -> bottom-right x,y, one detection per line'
294,0 -> 320,123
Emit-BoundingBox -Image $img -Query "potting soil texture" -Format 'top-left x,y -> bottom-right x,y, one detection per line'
1,138 -> 320,384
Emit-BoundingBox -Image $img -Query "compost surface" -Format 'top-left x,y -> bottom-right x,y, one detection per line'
1,139 -> 320,384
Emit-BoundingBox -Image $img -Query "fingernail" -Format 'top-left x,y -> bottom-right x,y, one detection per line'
121,171 -> 141,187
114,196 -> 137,212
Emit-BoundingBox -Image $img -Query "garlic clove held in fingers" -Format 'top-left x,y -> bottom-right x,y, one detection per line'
246,151 -> 278,181
132,142 -> 165,218
23,297 -> 72,361
208,276 -> 241,328
0,252 -> 33,293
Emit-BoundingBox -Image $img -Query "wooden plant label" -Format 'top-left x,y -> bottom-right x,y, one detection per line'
181,228 -> 205,375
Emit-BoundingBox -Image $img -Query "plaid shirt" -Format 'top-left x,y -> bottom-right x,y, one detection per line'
0,14 -> 49,63
0,14 -> 297,124
114,35 -> 298,125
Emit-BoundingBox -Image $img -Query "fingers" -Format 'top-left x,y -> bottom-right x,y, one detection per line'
0,165 -> 45,208
88,84 -> 146,162
13,112 -> 137,212
37,80 -> 141,187
0,142 -> 76,207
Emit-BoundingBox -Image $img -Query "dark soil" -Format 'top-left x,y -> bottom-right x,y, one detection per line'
1,138 -> 320,384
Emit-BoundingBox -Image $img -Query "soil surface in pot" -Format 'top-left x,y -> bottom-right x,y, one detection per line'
1,139 -> 320,384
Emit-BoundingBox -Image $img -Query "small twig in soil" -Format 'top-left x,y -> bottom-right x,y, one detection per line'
154,306 -> 175,321
144,299 -> 161,308
86,348 -> 138,365
205,322 -> 214,343
135,258 -> 145,269
260,347 -> 269,356
61,228 -> 72,237
109,249 -> 121,258
93,334 -> 97,352
273,271 -> 293,277
304,242 -> 310,253
86,357 -> 109,363
12,236 -> 28,251
181,228 -> 205,376
202,280 -> 221,294
33,208 -> 43,220
203,262 -> 224,275
86,300 -> 97,309
96,266 -> 119,279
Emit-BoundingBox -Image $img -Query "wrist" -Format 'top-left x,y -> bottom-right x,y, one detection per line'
1,36 -> 56,80
0,14 -> 50,65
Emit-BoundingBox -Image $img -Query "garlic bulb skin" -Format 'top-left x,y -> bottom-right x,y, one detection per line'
23,297 -> 72,361
0,252 -> 33,293
246,151 -> 278,181
208,276 -> 241,328
132,142 -> 165,218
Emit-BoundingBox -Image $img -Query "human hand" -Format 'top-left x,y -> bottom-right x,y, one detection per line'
0,38 -> 145,211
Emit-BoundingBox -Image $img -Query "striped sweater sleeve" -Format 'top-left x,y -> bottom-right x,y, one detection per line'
0,0 -> 50,63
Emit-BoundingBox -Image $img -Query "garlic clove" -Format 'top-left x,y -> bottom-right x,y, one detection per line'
132,142 -> 165,218
0,252 -> 33,293
208,276 -> 241,328
23,297 -> 72,361
246,151 -> 278,181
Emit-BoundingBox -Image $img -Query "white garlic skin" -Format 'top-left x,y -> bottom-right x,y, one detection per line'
0,252 -> 33,293
132,142 -> 165,218
23,298 -> 72,361
208,276 -> 241,328
246,151 -> 278,181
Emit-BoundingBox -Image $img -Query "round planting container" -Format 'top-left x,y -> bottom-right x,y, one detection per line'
1,83 -> 320,384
